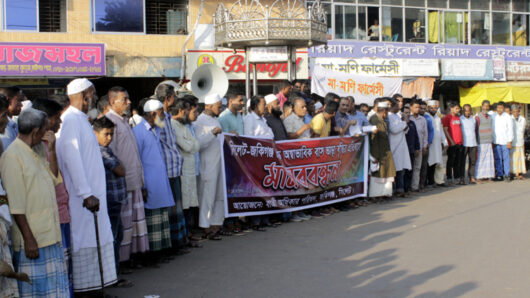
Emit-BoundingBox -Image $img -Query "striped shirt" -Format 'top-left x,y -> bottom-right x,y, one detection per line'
159,111 -> 183,178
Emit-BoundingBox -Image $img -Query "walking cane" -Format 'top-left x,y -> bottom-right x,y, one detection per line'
93,212 -> 105,297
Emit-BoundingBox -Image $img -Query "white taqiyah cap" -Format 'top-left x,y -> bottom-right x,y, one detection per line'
264,94 -> 278,105
378,101 -> 389,108
204,93 -> 222,105
427,100 -> 438,106
314,102 -> 323,110
143,99 -> 163,113
21,100 -> 32,111
66,78 -> 93,95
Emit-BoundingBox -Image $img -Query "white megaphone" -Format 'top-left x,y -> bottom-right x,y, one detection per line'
191,64 -> 229,102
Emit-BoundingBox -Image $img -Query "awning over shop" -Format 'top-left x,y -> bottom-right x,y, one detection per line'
459,81 -> 530,107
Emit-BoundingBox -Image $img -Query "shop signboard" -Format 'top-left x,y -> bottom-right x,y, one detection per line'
312,58 -> 439,77
311,65 -> 402,105
309,41 -> 530,63
187,50 -> 308,80
506,61 -> 530,81
441,59 -> 494,81
0,42 -> 105,76
248,46 -> 289,62
492,55 -> 506,81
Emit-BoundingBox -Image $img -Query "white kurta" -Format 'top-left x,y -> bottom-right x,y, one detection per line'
56,106 -> 113,252
428,114 -> 448,166
194,113 -> 224,227
243,112 -> 274,138
388,112 -> 411,171
171,119 -> 200,209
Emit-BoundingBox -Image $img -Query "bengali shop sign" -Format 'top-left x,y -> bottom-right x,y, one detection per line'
441,59 -> 494,80
311,65 -> 402,105
309,40 -> 530,62
222,134 -> 368,217
312,58 -> 439,77
0,42 -> 105,76
506,61 -> 530,80
187,50 -> 308,80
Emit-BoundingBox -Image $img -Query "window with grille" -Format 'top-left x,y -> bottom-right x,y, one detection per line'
146,0 -> 187,35
39,0 -> 67,32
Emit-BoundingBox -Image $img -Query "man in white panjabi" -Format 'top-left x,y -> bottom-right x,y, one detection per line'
244,95 -> 274,139
426,100 -> 448,186
56,78 -> 117,293
194,94 -> 225,240
388,99 -> 411,197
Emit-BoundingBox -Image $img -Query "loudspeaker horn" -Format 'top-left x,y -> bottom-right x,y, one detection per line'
191,64 -> 228,102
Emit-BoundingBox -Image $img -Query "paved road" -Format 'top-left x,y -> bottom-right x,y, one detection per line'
108,180 -> 530,298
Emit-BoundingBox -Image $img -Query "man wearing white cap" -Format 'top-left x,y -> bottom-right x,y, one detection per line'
264,94 -> 288,140
56,78 -> 118,293
194,93 -> 224,240
132,99 -> 176,264
426,100 -> 448,186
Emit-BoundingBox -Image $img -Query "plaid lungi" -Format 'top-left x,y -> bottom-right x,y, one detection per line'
475,143 -> 495,179
60,223 -> 73,298
13,242 -> 69,298
72,243 -> 117,292
145,207 -> 172,252
120,189 -> 149,262
511,146 -> 527,174
169,178 -> 188,248
1,218 -> 18,298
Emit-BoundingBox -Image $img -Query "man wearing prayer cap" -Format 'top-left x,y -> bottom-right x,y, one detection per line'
426,99 -> 448,186
193,93 -> 224,240
132,99 -> 175,265
264,94 -> 288,141
56,78 -> 118,293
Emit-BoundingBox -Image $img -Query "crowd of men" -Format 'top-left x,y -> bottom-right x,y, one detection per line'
0,78 -> 527,297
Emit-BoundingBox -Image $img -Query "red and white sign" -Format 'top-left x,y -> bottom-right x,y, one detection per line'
187,49 -> 308,80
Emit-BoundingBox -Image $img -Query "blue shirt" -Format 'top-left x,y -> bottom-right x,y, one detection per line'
132,119 -> 175,209
0,118 -> 17,149
303,113 -> 312,124
423,113 -> 434,145
99,145 -> 127,205
218,109 -> 244,135
159,112 -> 183,178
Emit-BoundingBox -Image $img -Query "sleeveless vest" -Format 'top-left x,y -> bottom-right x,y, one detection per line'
477,112 -> 493,144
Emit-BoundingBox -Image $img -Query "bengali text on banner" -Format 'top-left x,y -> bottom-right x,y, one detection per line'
311,64 -> 402,105
221,134 -> 368,217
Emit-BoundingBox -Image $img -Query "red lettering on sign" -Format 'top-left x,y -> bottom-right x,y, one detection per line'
223,55 -> 303,78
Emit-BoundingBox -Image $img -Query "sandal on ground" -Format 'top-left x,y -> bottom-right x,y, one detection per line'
202,232 -> 222,240
252,225 -> 266,232
188,235 -> 202,241
217,229 -> 233,236
187,241 -> 203,248
114,278 -> 134,288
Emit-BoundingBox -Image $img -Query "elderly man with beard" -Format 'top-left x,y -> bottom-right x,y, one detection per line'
133,99 -> 175,266
194,94 -> 225,240
264,94 -> 289,141
426,100 -> 448,187
56,78 -> 117,294
170,98 -> 201,245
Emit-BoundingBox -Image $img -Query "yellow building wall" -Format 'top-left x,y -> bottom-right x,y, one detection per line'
0,0 -> 278,57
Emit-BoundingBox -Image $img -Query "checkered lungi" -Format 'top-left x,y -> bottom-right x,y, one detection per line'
72,243 -> 117,292
12,242 -> 69,297
475,143 -> 495,179
120,189 -> 149,262
169,178 -> 187,248
1,217 -> 18,298
511,146 -> 527,174
145,207 -> 172,252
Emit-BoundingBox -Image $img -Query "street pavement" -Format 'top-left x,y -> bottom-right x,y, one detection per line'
108,179 -> 530,298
